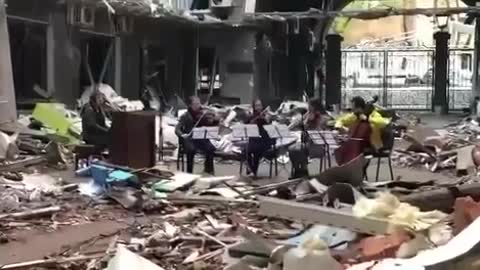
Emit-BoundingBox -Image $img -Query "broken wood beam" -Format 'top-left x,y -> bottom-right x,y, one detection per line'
0,254 -> 104,269
241,178 -> 304,196
258,196 -> 407,235
0,206 -> 62,220
0,156 -> 46,172
400,183 -> 480,212
166,194 -> 257,205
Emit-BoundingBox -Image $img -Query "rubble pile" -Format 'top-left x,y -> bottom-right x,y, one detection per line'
393,118 -> 480,174
3,91 -> 480,269
1,155 -> 480,270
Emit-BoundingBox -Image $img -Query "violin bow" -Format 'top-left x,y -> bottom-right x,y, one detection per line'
187,110 -> 208,137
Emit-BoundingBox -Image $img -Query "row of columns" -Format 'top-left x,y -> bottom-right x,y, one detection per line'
323,31 -> 451,114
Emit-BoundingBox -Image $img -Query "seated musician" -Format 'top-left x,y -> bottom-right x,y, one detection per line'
244,99 -> 273,177
334,96 -> 391,165
288,98 -> 330,178
81,91 -> 110,151
175,96 -> 218,174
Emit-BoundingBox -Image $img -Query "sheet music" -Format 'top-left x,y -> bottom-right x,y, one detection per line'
192,127 -> 206,139
231,124 -> 260,138
321,131 -> 340,149
307,130 -> 325,145
264,125 -> 278,138
245,124 -> 260,137
205,127 -> 220,139
192,127 -> 220,140
264,124 -> 291,139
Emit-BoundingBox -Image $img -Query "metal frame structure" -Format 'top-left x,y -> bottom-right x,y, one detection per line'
342,47 -> 474,110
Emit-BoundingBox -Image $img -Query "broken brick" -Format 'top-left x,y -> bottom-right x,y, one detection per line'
356,231 -> 411,261
453,196 -> 480,235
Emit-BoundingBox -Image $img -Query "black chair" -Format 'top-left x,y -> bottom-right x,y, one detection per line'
364,124 -> 395,181
176,138 -> 186,171
239,144 -> 278,178
177,138 -> 217,174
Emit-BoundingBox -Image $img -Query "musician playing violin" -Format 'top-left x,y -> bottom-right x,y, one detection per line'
175,96 -> 219,174
288,98 -> 330,178
244,99 -> 273,177
334,96 -> 391,165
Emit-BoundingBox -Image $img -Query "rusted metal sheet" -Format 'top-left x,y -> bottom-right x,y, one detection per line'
0,0 -> 17,124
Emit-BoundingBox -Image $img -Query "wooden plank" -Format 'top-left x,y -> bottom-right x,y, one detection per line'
456,146 -> 475,172
258,196 -> 407,235
0,156 -> 46,172
0,206 -> 61,220
0,254 -> 104,269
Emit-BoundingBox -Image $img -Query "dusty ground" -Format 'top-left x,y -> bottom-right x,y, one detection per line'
0,113 -> 464,266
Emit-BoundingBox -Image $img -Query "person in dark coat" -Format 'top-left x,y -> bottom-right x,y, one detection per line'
244,99 -> 273,177
175,96 -> 218,174
81,91 -> 110,151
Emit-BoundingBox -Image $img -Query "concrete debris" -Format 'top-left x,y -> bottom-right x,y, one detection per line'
393,118 -> 480,175
79,84 -> 144,112
5,106 -> 480,270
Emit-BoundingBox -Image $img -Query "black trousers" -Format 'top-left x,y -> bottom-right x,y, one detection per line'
84,132 -> 109,152
183,138 -> 216,174
245,138 -> 272,176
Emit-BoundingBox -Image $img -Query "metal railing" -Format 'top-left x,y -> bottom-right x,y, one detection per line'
342,48 -> 474,110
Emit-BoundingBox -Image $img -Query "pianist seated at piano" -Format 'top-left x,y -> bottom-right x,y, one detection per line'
81,91 -> 110,151
244,99 -> 274,178
334,96 -> 391,165
288,98 -> 331,178
175,96 -> 219,175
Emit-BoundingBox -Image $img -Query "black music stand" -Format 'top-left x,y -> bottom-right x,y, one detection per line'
264,124 -> 290,140
232,124 -> 260,175
264,124 -> 291,176
307,130 -> 339,171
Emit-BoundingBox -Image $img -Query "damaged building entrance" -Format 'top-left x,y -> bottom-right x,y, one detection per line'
79,32 -> 115,97
198,47 -> 220,103
8,18 -> 47,108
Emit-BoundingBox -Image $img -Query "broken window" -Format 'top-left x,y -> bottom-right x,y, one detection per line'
197,47 -> 221,101
460,53 -> 472,71
401,57 -> 407,70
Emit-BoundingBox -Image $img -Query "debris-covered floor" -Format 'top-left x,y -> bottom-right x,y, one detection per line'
3,98 -> 480,270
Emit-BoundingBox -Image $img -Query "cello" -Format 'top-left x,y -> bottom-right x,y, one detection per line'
334,114 -> 372,166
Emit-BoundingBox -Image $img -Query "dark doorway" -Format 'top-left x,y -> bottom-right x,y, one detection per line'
8,20 -> 47,103
79,34 -> 115,93
198,47 -> 220,102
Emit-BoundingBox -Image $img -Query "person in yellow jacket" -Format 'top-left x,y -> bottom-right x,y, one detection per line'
335,96 -> 391,150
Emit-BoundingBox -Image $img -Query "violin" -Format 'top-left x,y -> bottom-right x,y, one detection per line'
334,114 -> 372,166
249,106 -> 271,124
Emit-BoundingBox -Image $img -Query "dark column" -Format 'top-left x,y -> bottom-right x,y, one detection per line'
118,36 -> 141,99
181,28 -> 197,98
325,34 -> 343,111
50,8 -> 81,108
433,31 -> 450,114
0,0 -> 16,123
473,18 -> 480,98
